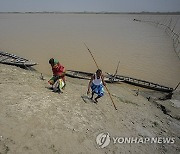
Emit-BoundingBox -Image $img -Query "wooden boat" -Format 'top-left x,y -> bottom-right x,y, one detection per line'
106,73 -> 173,93
66,70 -> 93,80
66,70 -> 173,93
0,51 -> 37,67
66,70 -> 113,83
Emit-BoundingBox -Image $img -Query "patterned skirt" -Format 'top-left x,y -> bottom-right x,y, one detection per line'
91,83 -> 104,97
48,76 -> 65,89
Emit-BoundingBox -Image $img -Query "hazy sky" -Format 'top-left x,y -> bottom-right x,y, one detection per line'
0,0 -> 180,12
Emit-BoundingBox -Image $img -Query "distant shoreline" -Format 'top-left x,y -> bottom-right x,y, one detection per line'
0,11 -> 180,15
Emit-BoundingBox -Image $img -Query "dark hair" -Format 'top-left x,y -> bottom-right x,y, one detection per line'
49,58 -> 54,65
96,69 -> 102,74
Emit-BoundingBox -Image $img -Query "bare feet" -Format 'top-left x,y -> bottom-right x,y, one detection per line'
94,98 -> 98,103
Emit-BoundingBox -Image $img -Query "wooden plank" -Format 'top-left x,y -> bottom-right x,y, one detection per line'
0,57 -> 10,62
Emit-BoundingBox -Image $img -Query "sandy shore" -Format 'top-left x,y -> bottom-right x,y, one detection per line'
0,64 -> 179,154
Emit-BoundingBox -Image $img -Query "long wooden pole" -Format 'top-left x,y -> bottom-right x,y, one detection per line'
84,43 -> 117,110
84,43 -> 99,69
174,82 -> 180,91
114,60 -> 120,76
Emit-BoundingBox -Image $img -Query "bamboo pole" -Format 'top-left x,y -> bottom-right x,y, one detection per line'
174,82 -> 180,91
84,43 -> 99,69
114,60 -> 120,76
84,43 -> 117,110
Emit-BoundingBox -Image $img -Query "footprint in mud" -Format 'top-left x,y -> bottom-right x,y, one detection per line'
81,95 -> 96,104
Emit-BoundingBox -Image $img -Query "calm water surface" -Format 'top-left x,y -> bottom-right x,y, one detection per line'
0,14 -> 180,88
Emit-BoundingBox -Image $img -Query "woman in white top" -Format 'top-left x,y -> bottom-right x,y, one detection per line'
87,69 -> 106,103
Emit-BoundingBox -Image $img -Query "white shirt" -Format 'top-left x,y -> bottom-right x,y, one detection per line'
92,73 -> 102,85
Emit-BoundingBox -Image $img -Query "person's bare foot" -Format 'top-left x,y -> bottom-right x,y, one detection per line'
94,98 -> 98,103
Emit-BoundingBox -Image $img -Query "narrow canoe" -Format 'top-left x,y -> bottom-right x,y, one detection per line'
65,70 -> 113,83
0,51 -> 37,67
66,70 -> 173,92
106,73 -> 173,93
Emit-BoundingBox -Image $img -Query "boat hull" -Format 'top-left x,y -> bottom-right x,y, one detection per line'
66,70 -> 173,93
0,51 -> 37,67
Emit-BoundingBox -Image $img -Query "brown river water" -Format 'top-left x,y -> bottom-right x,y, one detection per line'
0,13 -> 180,88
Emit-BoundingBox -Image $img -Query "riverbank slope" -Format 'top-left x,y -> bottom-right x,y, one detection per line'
0,64 -> 179,154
